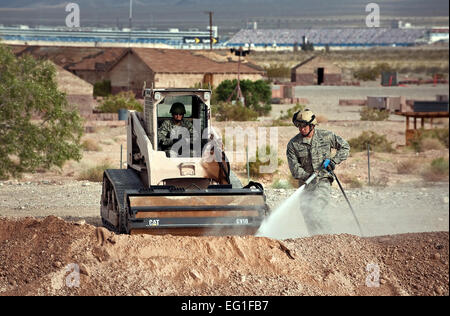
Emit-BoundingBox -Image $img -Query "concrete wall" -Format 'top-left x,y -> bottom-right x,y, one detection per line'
154,73 -> 264,89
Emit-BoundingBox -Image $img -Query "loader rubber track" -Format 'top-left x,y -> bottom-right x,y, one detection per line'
102,169 -> 145,233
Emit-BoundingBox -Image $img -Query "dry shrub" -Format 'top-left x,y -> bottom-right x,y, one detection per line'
396,159 -> 420,175
409,128 -> 449,152
422,157 -> 449,182
420,138 -> 446,151
271,178 -> 293,189
339,173 -> 364,188
82,139 -> 102,152
360,107 -> 390,121
77,161 -> 115,182
370,175 -> 389,187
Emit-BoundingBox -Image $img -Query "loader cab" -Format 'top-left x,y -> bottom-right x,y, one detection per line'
143,89 -> 211,158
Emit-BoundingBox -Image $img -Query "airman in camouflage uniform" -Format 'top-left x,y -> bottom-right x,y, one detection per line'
287,109 -> 350,236
158,102 -> 193,157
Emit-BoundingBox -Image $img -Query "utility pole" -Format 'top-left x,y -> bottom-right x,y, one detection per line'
129,0 -> 133,30
205,11 -> 213,51
227,47 -> 249,104
127,0 -> 133,92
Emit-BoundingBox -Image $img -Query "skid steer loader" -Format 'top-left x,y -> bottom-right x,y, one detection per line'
100,88 -> 269,235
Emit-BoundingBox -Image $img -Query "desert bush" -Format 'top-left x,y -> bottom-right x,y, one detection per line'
353,63 -> 394,81
271,178 -> 293,189
249,145 -> 283,178
409,128 -> 449,152
339,173 -> 364,188
264,64 -> 291,80
348,131 -> 395,153
77,161 -> 115,182
422,157 -> 449,182
396,159 -> 420,175
369,175 -> 389,187
82,139 -> 102,152
97,91 -> 142,113
93,80 -> 111,97
420,138 -> 446,151
360,107 -> 390,121
277,103 -> 306,120
212,102 -> 258,121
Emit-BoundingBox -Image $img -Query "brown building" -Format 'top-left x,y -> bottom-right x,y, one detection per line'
107,48 -> 265,95
12,45 -> 127,85
11,45 -> 266,96
291,56 -> 342,85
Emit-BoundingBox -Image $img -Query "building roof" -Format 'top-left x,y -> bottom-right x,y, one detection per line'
54,62 -> 93,95
130,48 -> 264,74
9,45 -> 265,75
11,45 -> 127,72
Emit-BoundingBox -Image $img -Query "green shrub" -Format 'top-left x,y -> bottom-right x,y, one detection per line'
409,128 -> 449,152
348,131 -> 395,153
93,80 -> 111,97
212,102 -> 258,121
360,107 -> 390,121
97,91 -> 142,113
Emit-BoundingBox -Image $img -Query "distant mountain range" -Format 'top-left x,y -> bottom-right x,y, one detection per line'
0,0 -> 448,34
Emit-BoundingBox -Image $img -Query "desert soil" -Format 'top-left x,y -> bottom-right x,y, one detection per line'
0,84 -> 448,296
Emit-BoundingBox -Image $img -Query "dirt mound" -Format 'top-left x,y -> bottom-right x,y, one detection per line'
0,216 -> 448,296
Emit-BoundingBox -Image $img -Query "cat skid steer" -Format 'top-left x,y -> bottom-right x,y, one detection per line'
100,88 -> 268,236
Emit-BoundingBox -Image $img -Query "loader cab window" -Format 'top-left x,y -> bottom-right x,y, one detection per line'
157,95 -> 193,118
157,94 -> 209,156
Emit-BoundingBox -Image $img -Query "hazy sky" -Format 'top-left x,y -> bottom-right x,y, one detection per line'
0,0 -> 448,32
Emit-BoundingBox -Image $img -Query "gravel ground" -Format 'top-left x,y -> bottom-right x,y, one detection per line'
0,180 -> 448,238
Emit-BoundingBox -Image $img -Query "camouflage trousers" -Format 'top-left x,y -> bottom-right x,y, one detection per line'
299,177 -> 332,236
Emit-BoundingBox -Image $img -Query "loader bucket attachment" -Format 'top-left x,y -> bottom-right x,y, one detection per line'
125,186 -> 268,236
